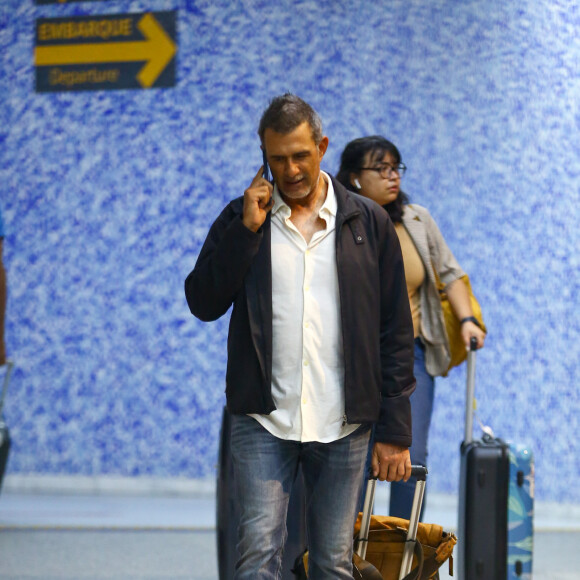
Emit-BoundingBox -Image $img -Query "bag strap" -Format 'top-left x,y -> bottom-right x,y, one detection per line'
400,539 -> 424,580
420,533 -> 457,578
353,553 -> 383,580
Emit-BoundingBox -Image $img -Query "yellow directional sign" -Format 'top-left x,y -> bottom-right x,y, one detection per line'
35,11 -> 177,92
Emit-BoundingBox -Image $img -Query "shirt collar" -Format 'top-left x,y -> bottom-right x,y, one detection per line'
272,171 -> 336,218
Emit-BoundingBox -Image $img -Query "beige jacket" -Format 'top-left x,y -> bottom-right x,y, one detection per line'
401,204 -> 465,377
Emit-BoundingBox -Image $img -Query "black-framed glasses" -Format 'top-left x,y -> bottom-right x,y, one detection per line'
358,162 -> 406,179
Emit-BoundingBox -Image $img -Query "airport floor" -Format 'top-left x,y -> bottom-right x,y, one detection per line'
1,484 -> 580,580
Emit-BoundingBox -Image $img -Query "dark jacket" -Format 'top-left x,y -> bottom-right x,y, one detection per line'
185,177 -> 415,446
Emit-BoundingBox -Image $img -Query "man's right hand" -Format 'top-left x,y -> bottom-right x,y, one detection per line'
242,166 -> 274,232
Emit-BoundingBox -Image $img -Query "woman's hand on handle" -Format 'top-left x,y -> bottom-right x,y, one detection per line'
461,320 -> 486,350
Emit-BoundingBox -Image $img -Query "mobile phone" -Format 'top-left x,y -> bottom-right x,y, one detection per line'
262,149 -> 271,182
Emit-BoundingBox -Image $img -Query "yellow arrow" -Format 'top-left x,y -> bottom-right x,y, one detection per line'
35,13 -> 176,89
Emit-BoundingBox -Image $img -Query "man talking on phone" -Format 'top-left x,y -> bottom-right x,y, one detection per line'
185,94 -> 415,580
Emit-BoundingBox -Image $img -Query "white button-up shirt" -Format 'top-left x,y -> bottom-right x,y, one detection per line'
250,173 -> 360,443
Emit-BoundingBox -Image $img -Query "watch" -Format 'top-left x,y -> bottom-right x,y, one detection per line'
460,316 -> 481,328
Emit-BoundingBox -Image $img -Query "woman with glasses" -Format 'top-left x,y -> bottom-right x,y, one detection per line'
337,136 -> 486,520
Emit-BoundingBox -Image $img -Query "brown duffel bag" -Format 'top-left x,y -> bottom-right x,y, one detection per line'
293,514 -> 456,580
352,513 -> 457,579
293,468 -> 456,580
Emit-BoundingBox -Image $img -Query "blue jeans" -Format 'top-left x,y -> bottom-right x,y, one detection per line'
230,414 -> 371,580
389,338 -> 434,520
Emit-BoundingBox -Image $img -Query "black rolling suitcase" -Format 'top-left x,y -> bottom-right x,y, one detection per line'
0,360 -> 14,493
216,406 -> 307,579
457,340 -> 510,579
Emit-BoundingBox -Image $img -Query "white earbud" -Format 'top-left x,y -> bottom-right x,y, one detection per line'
354,178 -> 362,190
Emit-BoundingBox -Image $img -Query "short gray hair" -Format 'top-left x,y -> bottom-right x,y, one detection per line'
258,93 -> 323,145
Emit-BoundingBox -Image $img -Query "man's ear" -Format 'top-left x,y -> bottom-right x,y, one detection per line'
350,174 -> 362,190
317,136 -> 329,159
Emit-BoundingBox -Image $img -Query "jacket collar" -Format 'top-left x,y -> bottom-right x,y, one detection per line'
331,175 -> 361,225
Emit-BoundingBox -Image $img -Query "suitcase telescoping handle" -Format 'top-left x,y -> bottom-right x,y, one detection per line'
0,360 -> 15,416
464,337 -> 478,444
356,465 -> 428,580
399,466 -> 427,579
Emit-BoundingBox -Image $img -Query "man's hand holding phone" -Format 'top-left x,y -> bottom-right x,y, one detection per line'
242,166 -> 274,233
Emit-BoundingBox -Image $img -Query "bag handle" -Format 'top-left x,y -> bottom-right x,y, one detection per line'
357,466 -> 427,561
399,466 -> 427,579
464,337 -> 478,443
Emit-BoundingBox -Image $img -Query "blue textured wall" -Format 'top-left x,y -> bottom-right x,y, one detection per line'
1,0 -> 578,501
